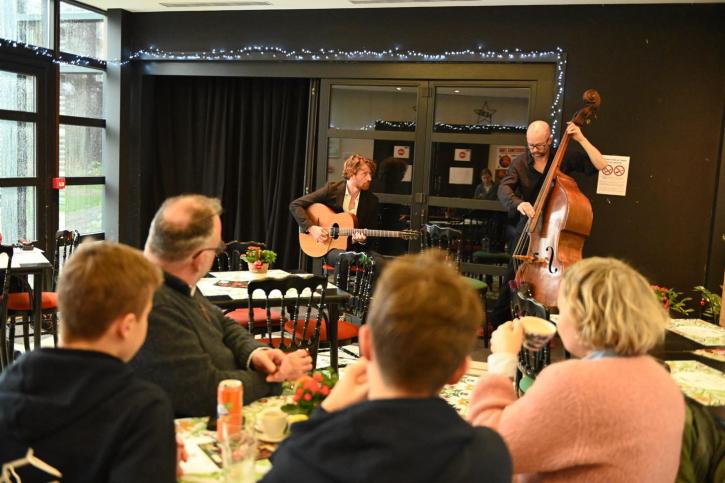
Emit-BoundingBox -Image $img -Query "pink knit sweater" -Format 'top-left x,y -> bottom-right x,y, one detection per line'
468,356 -> 685,482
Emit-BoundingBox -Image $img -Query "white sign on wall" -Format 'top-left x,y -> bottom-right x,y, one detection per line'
454,148 -> 472,162
596,155 -> 630,196
393,145 -> 410,159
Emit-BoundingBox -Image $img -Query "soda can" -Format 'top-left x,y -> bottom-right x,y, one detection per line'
217,379 -> 243,440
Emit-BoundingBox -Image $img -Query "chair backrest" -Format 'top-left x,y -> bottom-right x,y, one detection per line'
511,283 -> 551,391
214,240 -> 267,272
420,224 -> 463,267
334,251 -> 376,325
0,245 -> 15,369
511,282 -> 550,320
53,230 -> 80,289
247,275 -> 327,369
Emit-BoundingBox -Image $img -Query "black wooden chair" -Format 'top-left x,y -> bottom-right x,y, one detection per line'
0,245 -> 15,370
420,224 -> 463,268
7,230 -> 80,350
335,251 -> 376,328
216,241 -> 278,332
421,224 -> 490,344
248,275 -> 328,370
511,283 -> 552,396
213,240 -> 266,272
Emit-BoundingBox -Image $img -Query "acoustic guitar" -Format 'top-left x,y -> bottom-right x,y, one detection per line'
299,203 -> 418,258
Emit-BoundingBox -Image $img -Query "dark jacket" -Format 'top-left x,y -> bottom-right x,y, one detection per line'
130,272 -> 281,417
262,398 -> 512,483
289,180 -> 379,233
677,397 -> 725,483
498,147 -> 595,214
0,349 -> 176,483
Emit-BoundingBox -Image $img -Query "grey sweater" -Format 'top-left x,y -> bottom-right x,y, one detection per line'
130,272 -> 282,417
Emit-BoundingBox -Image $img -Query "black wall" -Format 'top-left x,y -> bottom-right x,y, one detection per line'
125,4 -> 725,293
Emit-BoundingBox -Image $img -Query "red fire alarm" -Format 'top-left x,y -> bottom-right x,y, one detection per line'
52,177 -> 66,189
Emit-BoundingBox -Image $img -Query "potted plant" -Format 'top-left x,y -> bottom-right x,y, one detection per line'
242,248 -> 277,274
281,369 -> 338,417
651,285 -> 694,317
694,285 -> 721,323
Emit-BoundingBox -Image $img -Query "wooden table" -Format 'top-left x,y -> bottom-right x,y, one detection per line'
2,248 -> 53,366
654,319 -> 725,420
196,270 -> 351,371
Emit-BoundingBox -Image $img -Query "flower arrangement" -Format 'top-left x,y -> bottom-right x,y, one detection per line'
242,248 -> 277,271
281,369 -> 338,416
694,285 -> 721,321
651,285 -> 693,316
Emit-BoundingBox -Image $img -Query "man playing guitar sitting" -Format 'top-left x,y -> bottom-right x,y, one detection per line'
290,154 -> 379,256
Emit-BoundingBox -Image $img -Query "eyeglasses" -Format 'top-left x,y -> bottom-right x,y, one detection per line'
192,240 -> 226,259
527,142 -> 548,150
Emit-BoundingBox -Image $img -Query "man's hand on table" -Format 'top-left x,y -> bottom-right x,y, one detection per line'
176,434 -> 188,478
321,358 -> 369,413
252,348 -> 313,382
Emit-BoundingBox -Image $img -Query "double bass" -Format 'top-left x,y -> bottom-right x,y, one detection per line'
512,89 -> 602,308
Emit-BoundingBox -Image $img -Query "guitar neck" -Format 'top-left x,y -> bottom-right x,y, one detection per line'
337,229 -> 406,239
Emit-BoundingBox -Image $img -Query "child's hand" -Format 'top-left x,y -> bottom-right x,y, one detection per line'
490,320 -> 524,355
321,358 -> 369,412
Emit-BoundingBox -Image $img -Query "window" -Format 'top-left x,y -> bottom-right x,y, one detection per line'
0,67 -> 40,243
58,64 -> 106,235
0,0 -> 50,48
59,1 -> 106,60
0,0 -> 107,245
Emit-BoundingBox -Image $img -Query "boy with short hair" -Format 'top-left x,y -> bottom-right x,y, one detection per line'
263,250 -> 512,483
0,242 -> 177,482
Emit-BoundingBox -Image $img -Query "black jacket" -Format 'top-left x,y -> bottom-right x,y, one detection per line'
262,398 -> 512,483
0,349 -> 176,482
289,180 -> 380,233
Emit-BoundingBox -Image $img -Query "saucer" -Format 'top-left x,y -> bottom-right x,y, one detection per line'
255,427 -> 286,443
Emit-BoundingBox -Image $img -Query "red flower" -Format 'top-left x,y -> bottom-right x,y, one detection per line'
312,372 -> 323,382
303,393 -> 312,401
320,385 -> 330,396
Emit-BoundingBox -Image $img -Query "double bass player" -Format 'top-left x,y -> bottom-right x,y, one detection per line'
489,120 -> 606,327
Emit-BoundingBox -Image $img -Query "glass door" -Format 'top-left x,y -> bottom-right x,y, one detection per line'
424,82 -> 536,277
317,80 -> 430,257
315,70 -> 556,279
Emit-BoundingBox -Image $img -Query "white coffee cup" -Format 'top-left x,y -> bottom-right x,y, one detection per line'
258,408 -> 288,439
519,316 -> 557,351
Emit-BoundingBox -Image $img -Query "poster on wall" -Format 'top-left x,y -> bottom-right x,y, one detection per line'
449,167 -> 473,185
596,155 -> 630,196
454,148 -> 472,162
495,145 -> 525,169
393,145 -> 410,159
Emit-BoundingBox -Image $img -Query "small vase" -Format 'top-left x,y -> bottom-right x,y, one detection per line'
248,262 -> 269,274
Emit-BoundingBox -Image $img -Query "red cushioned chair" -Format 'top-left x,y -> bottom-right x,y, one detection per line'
285,251 -> 376,346
0,244 -> 15,370
212,240 -> 283,333
248,275 -> 327,369
6,230 -> 79,350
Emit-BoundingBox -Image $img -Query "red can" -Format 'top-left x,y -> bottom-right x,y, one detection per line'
217,379 -> 243,440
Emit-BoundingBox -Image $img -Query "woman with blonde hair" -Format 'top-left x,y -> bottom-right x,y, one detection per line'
468,256 -> 685,482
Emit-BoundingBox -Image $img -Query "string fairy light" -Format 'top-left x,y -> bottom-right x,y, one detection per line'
0,38 -> 566,137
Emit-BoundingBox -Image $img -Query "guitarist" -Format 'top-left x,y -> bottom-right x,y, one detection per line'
290,154 -> 379,259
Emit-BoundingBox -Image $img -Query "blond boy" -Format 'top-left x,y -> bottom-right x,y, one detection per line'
0,242 -> 177,482
263,250 -> 512,483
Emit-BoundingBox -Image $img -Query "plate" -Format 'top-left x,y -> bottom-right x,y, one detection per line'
255,427 -> 286,443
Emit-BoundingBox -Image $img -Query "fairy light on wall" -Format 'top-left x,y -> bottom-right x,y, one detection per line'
0,38 -> 566,137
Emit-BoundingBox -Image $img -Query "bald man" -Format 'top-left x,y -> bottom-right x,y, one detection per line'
131,195 -> 312,417
491,120 -> 606,326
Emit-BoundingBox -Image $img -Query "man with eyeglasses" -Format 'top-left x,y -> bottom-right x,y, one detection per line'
490,120 -> 606,327
130,194 -> 312,417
